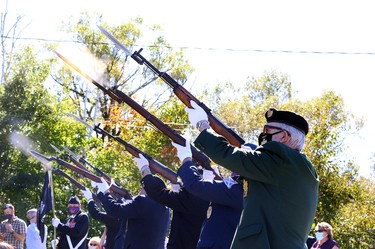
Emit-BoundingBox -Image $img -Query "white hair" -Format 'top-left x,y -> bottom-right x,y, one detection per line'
26,208 -> 37,218
270,122 -> 306,151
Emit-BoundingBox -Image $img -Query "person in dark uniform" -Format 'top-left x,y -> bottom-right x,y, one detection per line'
185,101 -> 319,249
171,141 -> 256,249
52,196 -> 90,249
134,154 -> 209,249
80,188 -> 122,249
91,177 -> 170,249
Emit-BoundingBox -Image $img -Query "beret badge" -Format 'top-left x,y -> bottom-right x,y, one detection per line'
265,107 -> 309,135
266,109 -> 274,118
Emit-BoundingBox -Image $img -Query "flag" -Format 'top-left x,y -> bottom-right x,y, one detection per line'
37,171 -> 53,243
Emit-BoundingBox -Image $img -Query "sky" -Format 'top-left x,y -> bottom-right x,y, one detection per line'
3,0 -> 375,177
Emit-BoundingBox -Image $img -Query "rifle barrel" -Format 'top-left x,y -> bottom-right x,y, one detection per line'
57,51 -> 212,171
97,26 -> 245,147
53,169 -> 102,204
55,157 -> 132,199
134,50 -> 246,147
93,117 -> 179,183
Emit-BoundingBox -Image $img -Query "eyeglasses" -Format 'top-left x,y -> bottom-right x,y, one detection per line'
89,244 -> 98,246
315,229 -> 325,233
28,216 -> 36,221
264,125 -> 291,136
3,205 -> 13,210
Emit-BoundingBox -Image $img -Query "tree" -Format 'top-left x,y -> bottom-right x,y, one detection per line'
0,43 -> 91,216
52,12 -> 193,124
333,177 -> 375,248
49,12 -> 195,192
1,9 -> 374,247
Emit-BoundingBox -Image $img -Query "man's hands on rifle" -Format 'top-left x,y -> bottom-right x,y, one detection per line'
134,154 -> 150,175
172,140 -> 192,163
91,177 -> 110,194
186,100 -> 209,131
81,188 -> 93,202
202,165 -> 220,181
170,183 -> 182,193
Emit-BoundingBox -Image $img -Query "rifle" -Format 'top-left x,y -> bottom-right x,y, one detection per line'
30,151 -> 133,200
62,145 -> 108,178
50,144 -> 90,173
68,113 -> 179,184
55,51 -> 217,176
51,144 -> 132,196
97,25 -> 245,148
53,168 -> 102,205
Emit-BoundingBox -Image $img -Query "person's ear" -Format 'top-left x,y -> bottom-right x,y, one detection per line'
281,131 -> 290,143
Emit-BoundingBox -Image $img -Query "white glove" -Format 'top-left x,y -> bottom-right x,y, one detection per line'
51,239 -> 59,249
185,100 -> 208,128
211,165 -> 220,177
171,140 -> 192,162
202,169 -> 215,181
170,183 -> 182,193
91,177 -> 110,194
52,217 -> 60,228
134,154 -> 149,173
91,179 -> 97,188
81,187 -> 93,201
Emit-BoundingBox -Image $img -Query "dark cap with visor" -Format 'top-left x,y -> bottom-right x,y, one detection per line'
265,108 -> 309,135
68,196 -> 80,204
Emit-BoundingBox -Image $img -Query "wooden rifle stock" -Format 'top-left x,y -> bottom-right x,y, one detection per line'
61,146 -> 114,186
53,168 -> 101,204
51,144 -> 91,173
92,124 -> 178,183
112,90 -> 213,171
55,51 -> 213,172
130,49 -> 245,147
97,30 -> 245,148
31,149 -> 133,200
66,155 -> 92,173
53,144 -> 130,200
56,158 -> 132,200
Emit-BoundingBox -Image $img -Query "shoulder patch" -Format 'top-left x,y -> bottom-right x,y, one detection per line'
223,177 -> 238,189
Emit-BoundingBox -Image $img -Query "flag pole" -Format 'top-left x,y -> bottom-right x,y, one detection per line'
48,169 -> 57,242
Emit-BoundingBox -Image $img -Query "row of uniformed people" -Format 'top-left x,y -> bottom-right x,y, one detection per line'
51,104 -> 320,249
51,138 -> 250,249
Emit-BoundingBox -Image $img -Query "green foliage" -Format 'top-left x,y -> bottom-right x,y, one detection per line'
1,13 -> 374,248
0,45 -> 92,237
54,11 -> 194,126
303,92 -> 361,224
333,177 -> 375,248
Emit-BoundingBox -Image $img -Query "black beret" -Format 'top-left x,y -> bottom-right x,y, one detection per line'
68,196 -> 80,204
265,108 -> 309,135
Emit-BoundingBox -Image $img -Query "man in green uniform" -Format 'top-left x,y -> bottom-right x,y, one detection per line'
185,101 -> 319,249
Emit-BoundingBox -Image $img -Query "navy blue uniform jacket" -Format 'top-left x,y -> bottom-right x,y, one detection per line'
56,210 -> 89,249
87,200 -> 120,249
98,192 -> 170,249
178,161 -> 243,249
141,174 -> 209,249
